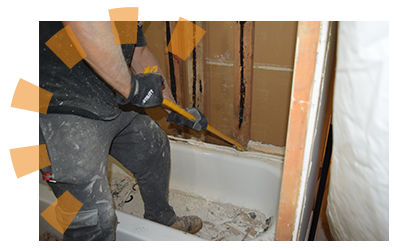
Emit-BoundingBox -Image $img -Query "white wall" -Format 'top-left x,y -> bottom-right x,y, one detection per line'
326,21 -> 389,241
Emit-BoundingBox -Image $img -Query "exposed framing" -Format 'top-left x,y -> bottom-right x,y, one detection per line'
233,21 -> 255,147
186,21 -> 205,111
275,21 -> 323,240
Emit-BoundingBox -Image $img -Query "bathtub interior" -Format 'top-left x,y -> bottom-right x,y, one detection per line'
39,137 -> 284,241
169,138 -> 283,217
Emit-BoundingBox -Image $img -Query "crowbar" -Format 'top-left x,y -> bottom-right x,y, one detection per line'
144,65 -> 245,151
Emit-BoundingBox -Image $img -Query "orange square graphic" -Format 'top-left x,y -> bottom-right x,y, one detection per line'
166,17 -> 206,61
108,7 -> 139,22
45,25 -> 87,69
39,144 -> 51,170
109,7 -> 138,45
41,191 -> 83,234
111,21 -> 138,45
11,79 -> 53,114
10,144 -> 50,178
39,86 -> 53,114
10,77 -> 38,113
8,145 -> 40,179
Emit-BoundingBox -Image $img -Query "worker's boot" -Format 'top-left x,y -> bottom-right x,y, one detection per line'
170,216 -> 203,234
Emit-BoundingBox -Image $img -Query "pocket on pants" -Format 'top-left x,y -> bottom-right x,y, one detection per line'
68,209 -> 99,229
59,209 -> 107,241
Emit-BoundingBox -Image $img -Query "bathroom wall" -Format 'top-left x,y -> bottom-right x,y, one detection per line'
142,21 -> 298,148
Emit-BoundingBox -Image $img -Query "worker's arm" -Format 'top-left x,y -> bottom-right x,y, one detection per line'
62,21 -> 132,98
130,45 -> 176,104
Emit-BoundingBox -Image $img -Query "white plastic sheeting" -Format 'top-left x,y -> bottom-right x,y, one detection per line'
326,22 -> 389,240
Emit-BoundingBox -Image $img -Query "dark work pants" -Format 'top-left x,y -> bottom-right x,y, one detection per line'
39,111 -> 177,240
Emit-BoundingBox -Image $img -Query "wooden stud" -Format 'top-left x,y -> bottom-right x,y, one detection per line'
184,21 -> 206,140
162,21 -> 172,89
233,21 -> 255,148
172,21 -> 186,108
188,21 -> 205,111
164,21 -> 186,107
186,21 -> 205,111
274,21 -> 321,241
162,21 -> 187,137
195,21 -> 205,112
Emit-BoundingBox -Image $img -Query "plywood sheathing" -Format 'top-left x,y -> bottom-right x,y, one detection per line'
251,69 -> 293,147
204,22 -> 236,147
275,21 -> 321,241
251,21 -> 297,147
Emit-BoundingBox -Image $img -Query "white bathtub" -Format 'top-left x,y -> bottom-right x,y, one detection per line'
39,138 -> 283,241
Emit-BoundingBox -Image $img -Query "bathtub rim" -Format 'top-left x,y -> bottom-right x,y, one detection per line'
167,136 -> 284,165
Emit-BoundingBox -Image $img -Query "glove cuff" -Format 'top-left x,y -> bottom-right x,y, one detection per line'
116,74 -> 139,106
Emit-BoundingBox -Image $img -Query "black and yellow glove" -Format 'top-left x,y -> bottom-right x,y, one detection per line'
116,73 -> 164,108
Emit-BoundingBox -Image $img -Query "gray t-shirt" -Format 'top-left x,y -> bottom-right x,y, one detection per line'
39,21 -> 147,120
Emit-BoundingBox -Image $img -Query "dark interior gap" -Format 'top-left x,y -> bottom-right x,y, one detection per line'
238,21 -> 246,129
308,124 -> 333,240
166,21 -> 177,102
192,21 -> 197,108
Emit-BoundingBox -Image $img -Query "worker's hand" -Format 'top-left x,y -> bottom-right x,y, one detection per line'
116,73 -> 164,108
167,107 -> 208,131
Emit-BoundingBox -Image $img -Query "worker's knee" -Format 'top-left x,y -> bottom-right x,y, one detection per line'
145,120 -> 170,157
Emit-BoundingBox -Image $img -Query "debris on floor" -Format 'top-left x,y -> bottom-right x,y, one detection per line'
169,189 -> 273,241
108,168 -> 145,216
108,164 -> 275,241
39,231 -> 60,241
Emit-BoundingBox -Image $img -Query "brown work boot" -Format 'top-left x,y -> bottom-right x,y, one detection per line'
170,216 -> 203,234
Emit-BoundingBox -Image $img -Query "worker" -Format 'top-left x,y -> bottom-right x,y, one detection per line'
39,21 -> 206,240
